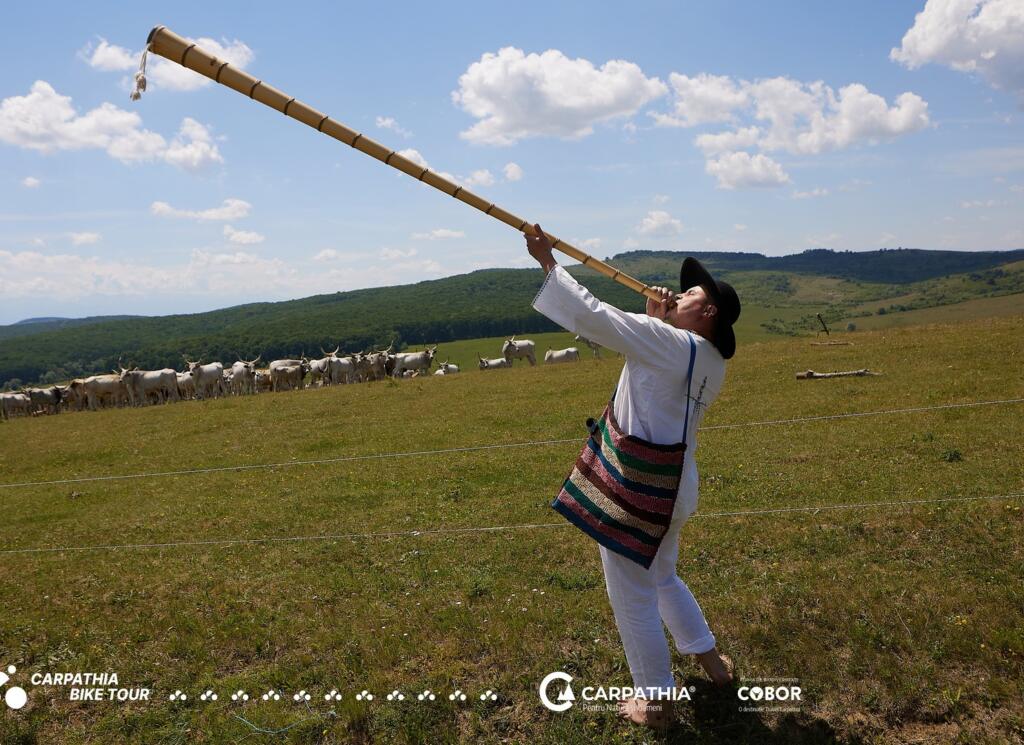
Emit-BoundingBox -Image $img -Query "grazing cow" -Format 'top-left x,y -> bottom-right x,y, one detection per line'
176,371 -> 195,400
229,357 -> 260,395
502,336 -> 536,366
186,360 -> 225,399
27,386 -> 63,415
70,374 -> 127,410
544,347 -> 580,364
575,334 -> 601,358
1,392 -> 32,419
119,366 -> 180,406
434,360 -> 460,375
393,345 -> 437,377
479,356 -> 511,370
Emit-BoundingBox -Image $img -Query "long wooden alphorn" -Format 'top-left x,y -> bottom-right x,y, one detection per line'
142,26 -> 668,306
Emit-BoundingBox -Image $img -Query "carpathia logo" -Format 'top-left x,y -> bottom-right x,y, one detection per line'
539,671 -> 575,712
1,664 -> 29,710
539,670 -> 692,713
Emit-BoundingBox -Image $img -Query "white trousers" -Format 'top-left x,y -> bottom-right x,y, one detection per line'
599,496 -> 716,695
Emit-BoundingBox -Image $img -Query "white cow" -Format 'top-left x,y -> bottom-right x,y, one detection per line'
479,357 -> 511,370
186,360 -> 225,399
176,371 -> 195,400
308,348 -> 337,387
393,345 -> 437,377
328,354 -> 355,384
270,363 -> 307,392
59,383 -> 85,411
1,392 -> 32,419
544,347 -> 580,364
119,367 -> 180,406
69,374 -> 127,410
502,336 -> 536,366
252,369 -> 271,393
434,360 -> 460,375
269,359 -> 310,392
575,335 -> 601,358
229,357 -> 260,395
27,386 -> 63,415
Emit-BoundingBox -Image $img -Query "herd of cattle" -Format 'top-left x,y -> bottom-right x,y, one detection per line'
0,335 -> 601,419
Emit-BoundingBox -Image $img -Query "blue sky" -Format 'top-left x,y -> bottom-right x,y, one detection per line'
1,1 -> 1021,324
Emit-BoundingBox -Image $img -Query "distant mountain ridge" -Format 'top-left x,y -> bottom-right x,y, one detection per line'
1,247 -> 1021,387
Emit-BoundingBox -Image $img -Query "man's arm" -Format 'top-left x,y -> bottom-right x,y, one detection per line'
526,223 -> 694,368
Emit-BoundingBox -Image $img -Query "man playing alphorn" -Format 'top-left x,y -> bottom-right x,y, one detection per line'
526,224 -> 740,730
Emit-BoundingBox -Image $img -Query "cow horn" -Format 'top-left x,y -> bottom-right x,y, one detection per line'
332,345 -> 340,356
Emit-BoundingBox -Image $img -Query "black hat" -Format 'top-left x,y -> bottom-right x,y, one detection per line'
679,257 -> 741,359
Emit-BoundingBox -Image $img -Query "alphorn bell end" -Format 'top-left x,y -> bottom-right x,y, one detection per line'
146,25 -> 166,45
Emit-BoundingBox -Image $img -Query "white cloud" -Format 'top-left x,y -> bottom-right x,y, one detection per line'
380,247 -> 418,259
68,231 -> 101,245
375,116 -> 412,138
694,126 -> 762,155
0,81 -> 222,170
223,225 -> 265,244
84,39 -> 136,71
83,36 -> 254,93
21,176 -> 41,188
650,73 -> 749,127
734,223 -> 747,231
162,118 -> 223,170
464,169 -> 495,187
652,194 -> 670,204
452,47 -> 667,145
397,148 -> 429,168
411,228 -> 465,240
572,237 -> 602,250
0,248 -> 292,299
1010,184 -> 1024,192
792,187 -> 829,199
151,198 -> 252,221
891,0 -> 1024,98
623,238 -> 640,249
636,210 -> 683,236
653,72 -> 928,189
705,151 -> 790,189
960,198 -> 1003,208
313,249 -> 340,261
807,232 -> 842,246
503,162 -> 524,181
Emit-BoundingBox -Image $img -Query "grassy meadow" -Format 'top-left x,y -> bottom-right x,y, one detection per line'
0,312 -> 1022,743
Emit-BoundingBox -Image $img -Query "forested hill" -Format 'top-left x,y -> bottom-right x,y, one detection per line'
2,247 -> 1022,387
611,247 -> 1024,284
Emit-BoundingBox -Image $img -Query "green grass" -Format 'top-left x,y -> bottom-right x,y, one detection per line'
0,314 -> 1022,743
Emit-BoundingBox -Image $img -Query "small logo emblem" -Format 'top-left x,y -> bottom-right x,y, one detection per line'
1,665 -> 28,710
539,671 -> 574,712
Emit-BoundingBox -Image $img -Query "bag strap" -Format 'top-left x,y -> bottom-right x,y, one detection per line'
606,331 -> 698,446
681,332 -> 697,449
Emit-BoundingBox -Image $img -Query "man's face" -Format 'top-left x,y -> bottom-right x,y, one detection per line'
665,284 -> 716,331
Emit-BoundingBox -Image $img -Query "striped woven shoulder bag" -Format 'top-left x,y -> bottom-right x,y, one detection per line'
551,333 -> 697,569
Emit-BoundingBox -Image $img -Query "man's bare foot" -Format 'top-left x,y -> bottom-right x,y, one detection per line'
695,647 -> 735,687
616,697 -> 674,730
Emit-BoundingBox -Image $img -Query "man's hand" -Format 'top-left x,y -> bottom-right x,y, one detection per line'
645,285 -> 674,320
525,223 -> 558,273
